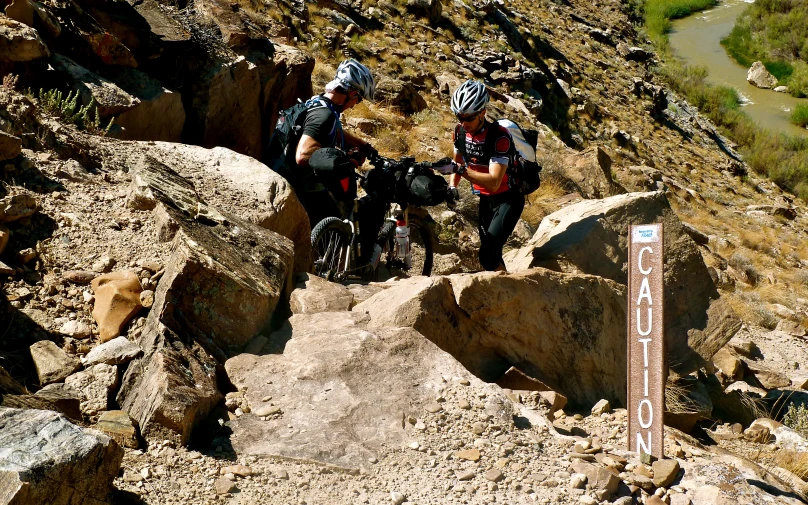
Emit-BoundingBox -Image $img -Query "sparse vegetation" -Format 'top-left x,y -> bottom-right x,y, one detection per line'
783,402 -> 808,438
2,73 -> 18,90
36,89 -> 113,136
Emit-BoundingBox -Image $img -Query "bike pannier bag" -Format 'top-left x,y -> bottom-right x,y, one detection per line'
408,172 -> 448,206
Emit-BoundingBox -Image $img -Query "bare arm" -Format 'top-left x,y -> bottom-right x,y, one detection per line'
295,134 -> 322,167
460,161 -> 507,192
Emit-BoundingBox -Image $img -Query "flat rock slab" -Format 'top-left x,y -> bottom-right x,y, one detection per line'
225,311 -> 512,470
0,407 -> 123,504
82,336 -> 142,367
29,340 -> 80,386
289,273 -> 354,314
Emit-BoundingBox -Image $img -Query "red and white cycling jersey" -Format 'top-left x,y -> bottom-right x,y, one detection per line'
453,122 -> 513,196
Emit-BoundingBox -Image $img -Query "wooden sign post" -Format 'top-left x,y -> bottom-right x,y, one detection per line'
627,224 -> 665,459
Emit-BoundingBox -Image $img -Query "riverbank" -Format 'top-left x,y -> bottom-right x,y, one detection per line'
644,0 -> 808,199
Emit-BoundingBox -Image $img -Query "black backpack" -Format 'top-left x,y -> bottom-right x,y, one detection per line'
454,119 -> 542,195
264,97 -> 340,184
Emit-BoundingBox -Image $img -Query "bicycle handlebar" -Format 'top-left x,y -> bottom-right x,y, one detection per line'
365,152 -> 458,208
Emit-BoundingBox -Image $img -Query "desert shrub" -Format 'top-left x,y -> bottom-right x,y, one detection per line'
729,251 -> 763,285
37,89 -> 113,135
788,61 -> 808,98
783,402 -> 808,437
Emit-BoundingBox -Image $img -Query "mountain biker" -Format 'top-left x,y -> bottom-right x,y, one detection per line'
433,80 -> 525,272
268,59 -> 385,264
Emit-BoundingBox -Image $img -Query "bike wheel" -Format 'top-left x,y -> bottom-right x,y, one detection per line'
310,217 -> 352,282
375,217 -> 433,279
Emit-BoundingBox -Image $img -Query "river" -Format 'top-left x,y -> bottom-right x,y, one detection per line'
668,0 -> 808,137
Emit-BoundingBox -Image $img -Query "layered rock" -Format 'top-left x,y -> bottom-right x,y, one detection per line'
505,191 -> 741,373
225,311 -> 513,469
0,407 -> 123,504
143,143 -> 310,272
551,146 -> 625,199
116,156 -> 294,444
354,270 -> 627,408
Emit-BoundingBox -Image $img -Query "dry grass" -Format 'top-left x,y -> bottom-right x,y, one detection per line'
773,451 -> 808,480
521,175 -> 567,229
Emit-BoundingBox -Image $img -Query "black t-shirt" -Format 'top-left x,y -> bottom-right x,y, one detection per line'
301,99 -> 342,148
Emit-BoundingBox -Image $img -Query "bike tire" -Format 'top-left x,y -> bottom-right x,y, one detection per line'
310,217 -> 352,282
376,217 -> 433,279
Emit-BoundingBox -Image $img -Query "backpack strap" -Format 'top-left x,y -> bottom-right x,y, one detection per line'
454,124 -> 467,164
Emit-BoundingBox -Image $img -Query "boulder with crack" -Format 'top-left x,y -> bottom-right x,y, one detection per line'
505,191 -> 741,374
0,407 -> 124,504
354,270 -> 627,409
142,143 -> 310,272
225,311 -> 513,469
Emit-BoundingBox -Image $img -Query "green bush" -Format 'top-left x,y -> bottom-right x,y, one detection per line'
36,88 -> 113,135
792,104 -> 808,128
783,403 -> 808,437
788,60 -> 808,98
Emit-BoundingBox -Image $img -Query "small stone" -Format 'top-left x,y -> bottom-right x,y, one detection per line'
390,491 -> 406,504
414,421 -> 426,431
640,452 -> 657,465
484,469 -> 504,482
123,471 -> 144,483
455,449 -> 481,462
458,378 -> 471,386
425,402 -> 442,413
92,256 -> 116,273
214,478 -> 236,494
254,405 -> 281,417
458,469 -> 475,481
141,467 -> 151,479
570,473 -> 587,489
408,441 -> 420,450
591,399 -> 611,416
472,422 -> 485,435
222,465 -> 255,477
140,290 -> 154,308
458,399 -> 471,410
276,470 -> 289,480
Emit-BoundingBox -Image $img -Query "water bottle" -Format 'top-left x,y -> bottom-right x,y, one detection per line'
395,220 -> 410,259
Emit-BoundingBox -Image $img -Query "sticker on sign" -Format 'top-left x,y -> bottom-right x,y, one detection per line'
632,225 -> 660,243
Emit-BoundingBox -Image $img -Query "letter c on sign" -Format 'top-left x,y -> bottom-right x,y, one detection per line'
638,247 -> 653,275
638,399 -> 653,429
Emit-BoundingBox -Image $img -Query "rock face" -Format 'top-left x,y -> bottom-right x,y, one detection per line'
552,147 -> 625,199
375,78 -> 427,115
354,270 -> 628,408
747,61 -> 778,89
106,67 -> 185,142
0,131 -> 21,161
116,156 -> 294,444
0,407 -> 124,504
505,191 -> 740,373
143,142 -> 311,272
91,271 -> 143,342
225,311 -> 513,469
0,17 -> 49,61
52,54 -> 140,118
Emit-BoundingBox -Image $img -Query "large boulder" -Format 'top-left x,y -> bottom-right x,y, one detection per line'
747,61 -> 778,89
551,147 -> 625,199
374,77 -> 427,115
184,55 -> 263,157
105,67 -> 185,141
0,17 -> 49,62
142,143 -> 311,272
0,407 -> 123,504
505,191 -> 740,373
117,157 -> 294,444
225,311 -> 514,469
354,270 -> 628,408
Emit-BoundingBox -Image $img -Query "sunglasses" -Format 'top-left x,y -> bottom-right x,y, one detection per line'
456,112 -> 481,122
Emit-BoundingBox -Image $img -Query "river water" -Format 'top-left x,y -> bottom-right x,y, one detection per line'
668,0 -> 808,137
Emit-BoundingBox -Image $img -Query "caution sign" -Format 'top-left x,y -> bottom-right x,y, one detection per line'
627,223 -> 665,459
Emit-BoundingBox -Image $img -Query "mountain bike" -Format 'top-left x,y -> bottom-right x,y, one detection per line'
310,153 -> 455,283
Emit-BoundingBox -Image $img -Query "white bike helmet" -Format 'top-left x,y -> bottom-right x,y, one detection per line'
331,58 -> 376,101
450,80 -> 489,115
